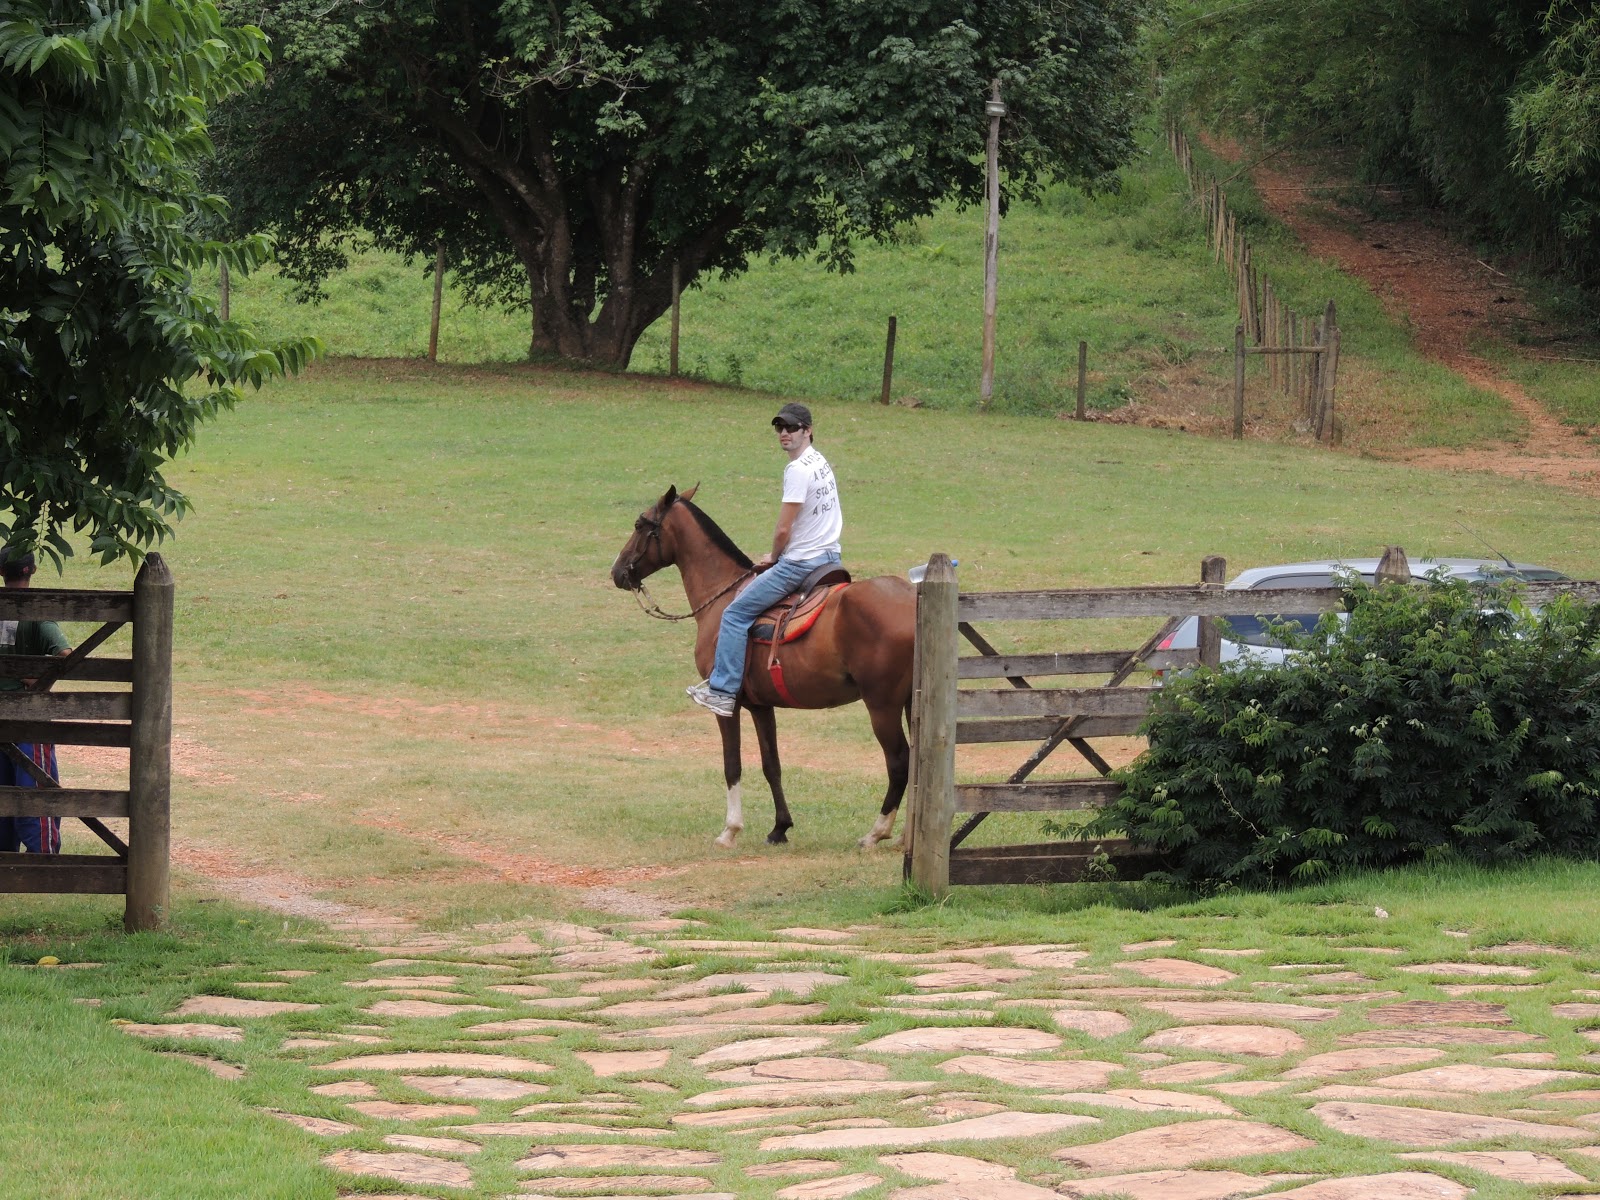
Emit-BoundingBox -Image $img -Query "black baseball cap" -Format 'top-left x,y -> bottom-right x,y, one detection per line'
772,403 -> 813,428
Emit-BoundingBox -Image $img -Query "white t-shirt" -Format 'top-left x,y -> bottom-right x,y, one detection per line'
781,446 -> 843,560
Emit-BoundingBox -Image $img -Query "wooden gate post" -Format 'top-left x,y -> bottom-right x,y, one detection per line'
1198,555 -> 1226,670
908,554 -> 958,898
126,553 -> 173,932
1232,323 -> 1246,440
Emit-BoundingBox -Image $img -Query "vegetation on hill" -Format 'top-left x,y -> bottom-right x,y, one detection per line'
1155,0 -> 1600,323
209,129 -> 1522,454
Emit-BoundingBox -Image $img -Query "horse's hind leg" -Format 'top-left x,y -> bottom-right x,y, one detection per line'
748,705 -> 794,844
714,711 -> 744,848
858,696 -> 910,849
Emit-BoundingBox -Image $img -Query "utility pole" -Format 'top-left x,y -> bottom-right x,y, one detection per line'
980,79 -> 1005,409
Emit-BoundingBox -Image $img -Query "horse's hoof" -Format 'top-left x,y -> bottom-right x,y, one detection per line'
714,832 -> 739,849
857,835 -> 882,850
766,830 -> 789,845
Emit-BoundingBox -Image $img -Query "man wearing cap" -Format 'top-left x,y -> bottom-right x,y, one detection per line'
0,548 -> 71,854
687,403 -> 843,718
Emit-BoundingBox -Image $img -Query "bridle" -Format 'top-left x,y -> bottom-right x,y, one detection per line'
624,510 -> 754,622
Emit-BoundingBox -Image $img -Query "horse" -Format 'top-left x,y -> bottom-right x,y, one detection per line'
610,484 -> 916,849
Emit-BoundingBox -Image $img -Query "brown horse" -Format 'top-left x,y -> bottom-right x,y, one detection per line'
611,484 -> 916,849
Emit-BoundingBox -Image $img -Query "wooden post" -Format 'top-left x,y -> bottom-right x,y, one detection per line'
880,315 -> 897,405
1232,322 -> 1246,440
218,261 -> 230,322
1317,301 -> 1340,444
1075,339 -> 1087,420
1375,545 -> 1411,584
670,261 -> 681,378
126,553 -> 173,933
427,242 -> 445,362
980,79 -> 1003,409
1198,556 -> 1226,670
1265,282 -> 1279,391
907,554 -> 958,898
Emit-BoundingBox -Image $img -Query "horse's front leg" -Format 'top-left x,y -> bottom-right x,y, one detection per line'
748,705 -> 793,844
714,710 -> 744,848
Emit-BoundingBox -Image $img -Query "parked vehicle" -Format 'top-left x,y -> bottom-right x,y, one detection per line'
1153,558 -> 1569,676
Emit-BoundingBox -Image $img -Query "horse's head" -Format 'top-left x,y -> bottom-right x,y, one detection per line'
611,483 -> 697,591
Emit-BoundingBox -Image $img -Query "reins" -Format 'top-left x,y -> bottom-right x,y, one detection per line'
630,569 -> 754,621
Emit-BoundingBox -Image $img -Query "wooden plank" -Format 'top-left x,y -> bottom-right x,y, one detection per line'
0,853 -> 127,894
959,580 -> 1600,622
949,842 -> 1162,886
958,585 -> 1348,622
958,715 -> 1145,743
0,720 -> 131,748
0,788 -> 128,818
0,656 -> 133,682
0,693 -> 131,721
0,589 -> 133,623
958,651 -> 1143,679
956,780 -> 1121,812
957,687 -> 1157,720
1517,581 -> 1600,605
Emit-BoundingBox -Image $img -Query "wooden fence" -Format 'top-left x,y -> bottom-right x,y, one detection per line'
1168,125 -> 1343,444
903,551 -> 1600,895
0,555 -> 174,931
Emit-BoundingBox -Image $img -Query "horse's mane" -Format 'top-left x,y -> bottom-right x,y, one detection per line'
678,499 -> 754,569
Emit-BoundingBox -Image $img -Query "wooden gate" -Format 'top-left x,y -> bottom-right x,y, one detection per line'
0,555 -> 173,931
905,553 -> 1248,894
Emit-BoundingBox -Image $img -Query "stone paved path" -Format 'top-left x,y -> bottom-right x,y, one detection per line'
91,914 -> 1600,1198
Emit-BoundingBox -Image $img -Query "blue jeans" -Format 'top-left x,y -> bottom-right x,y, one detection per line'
709,551 -> 841,696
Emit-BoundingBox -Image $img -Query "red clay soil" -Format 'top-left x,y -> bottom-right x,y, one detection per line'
1236,143 -> 1600,494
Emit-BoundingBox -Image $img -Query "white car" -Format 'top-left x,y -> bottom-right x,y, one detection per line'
1154,557 -> 1568,674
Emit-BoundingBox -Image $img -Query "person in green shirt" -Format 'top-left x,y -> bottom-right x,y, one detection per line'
0,549 -> 71,854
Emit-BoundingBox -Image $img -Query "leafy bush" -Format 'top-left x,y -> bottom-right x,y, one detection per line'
1087,578 -> 1600,889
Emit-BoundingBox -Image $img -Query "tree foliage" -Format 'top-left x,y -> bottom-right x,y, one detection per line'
1156,0 -> 1600,307
0,0 -> 319,564
213,0 -> 1150,367
1088,579 -> 1600,890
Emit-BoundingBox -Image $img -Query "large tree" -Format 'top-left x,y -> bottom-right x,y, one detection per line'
1,0 -> 318,563
215,0 -> 1149,367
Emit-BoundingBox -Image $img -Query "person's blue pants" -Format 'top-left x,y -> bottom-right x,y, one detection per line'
709,552 -> 841,697
0,743 -> 60,853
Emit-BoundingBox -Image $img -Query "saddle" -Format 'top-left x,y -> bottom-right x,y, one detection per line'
742,562 -> 852,704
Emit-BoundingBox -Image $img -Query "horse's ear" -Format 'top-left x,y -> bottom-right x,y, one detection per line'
680,482 -> 699,504
660,485 -> 678,509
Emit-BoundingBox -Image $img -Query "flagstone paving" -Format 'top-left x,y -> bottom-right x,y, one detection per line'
94,916 -> 1600,1197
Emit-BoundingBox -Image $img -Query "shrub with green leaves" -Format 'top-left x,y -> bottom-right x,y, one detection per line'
1087,578 -> 1600,889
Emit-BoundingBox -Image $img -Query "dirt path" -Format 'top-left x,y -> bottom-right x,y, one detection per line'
1243,150 -> 1600,493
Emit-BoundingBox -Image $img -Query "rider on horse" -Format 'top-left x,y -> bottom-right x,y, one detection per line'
686,403 -> 843,718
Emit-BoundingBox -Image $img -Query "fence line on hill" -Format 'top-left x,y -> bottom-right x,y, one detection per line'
1168,125 -> 1343,444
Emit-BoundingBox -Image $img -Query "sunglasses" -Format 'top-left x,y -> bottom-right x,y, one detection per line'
774,422 -> 803,433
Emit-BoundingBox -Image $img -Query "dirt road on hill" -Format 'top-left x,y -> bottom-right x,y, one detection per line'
1242,151 -> 1600,494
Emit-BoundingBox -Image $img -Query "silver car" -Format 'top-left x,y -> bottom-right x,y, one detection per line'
1154,557 -> 1569,675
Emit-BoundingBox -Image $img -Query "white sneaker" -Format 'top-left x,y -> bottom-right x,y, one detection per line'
686,681 -> 736,718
